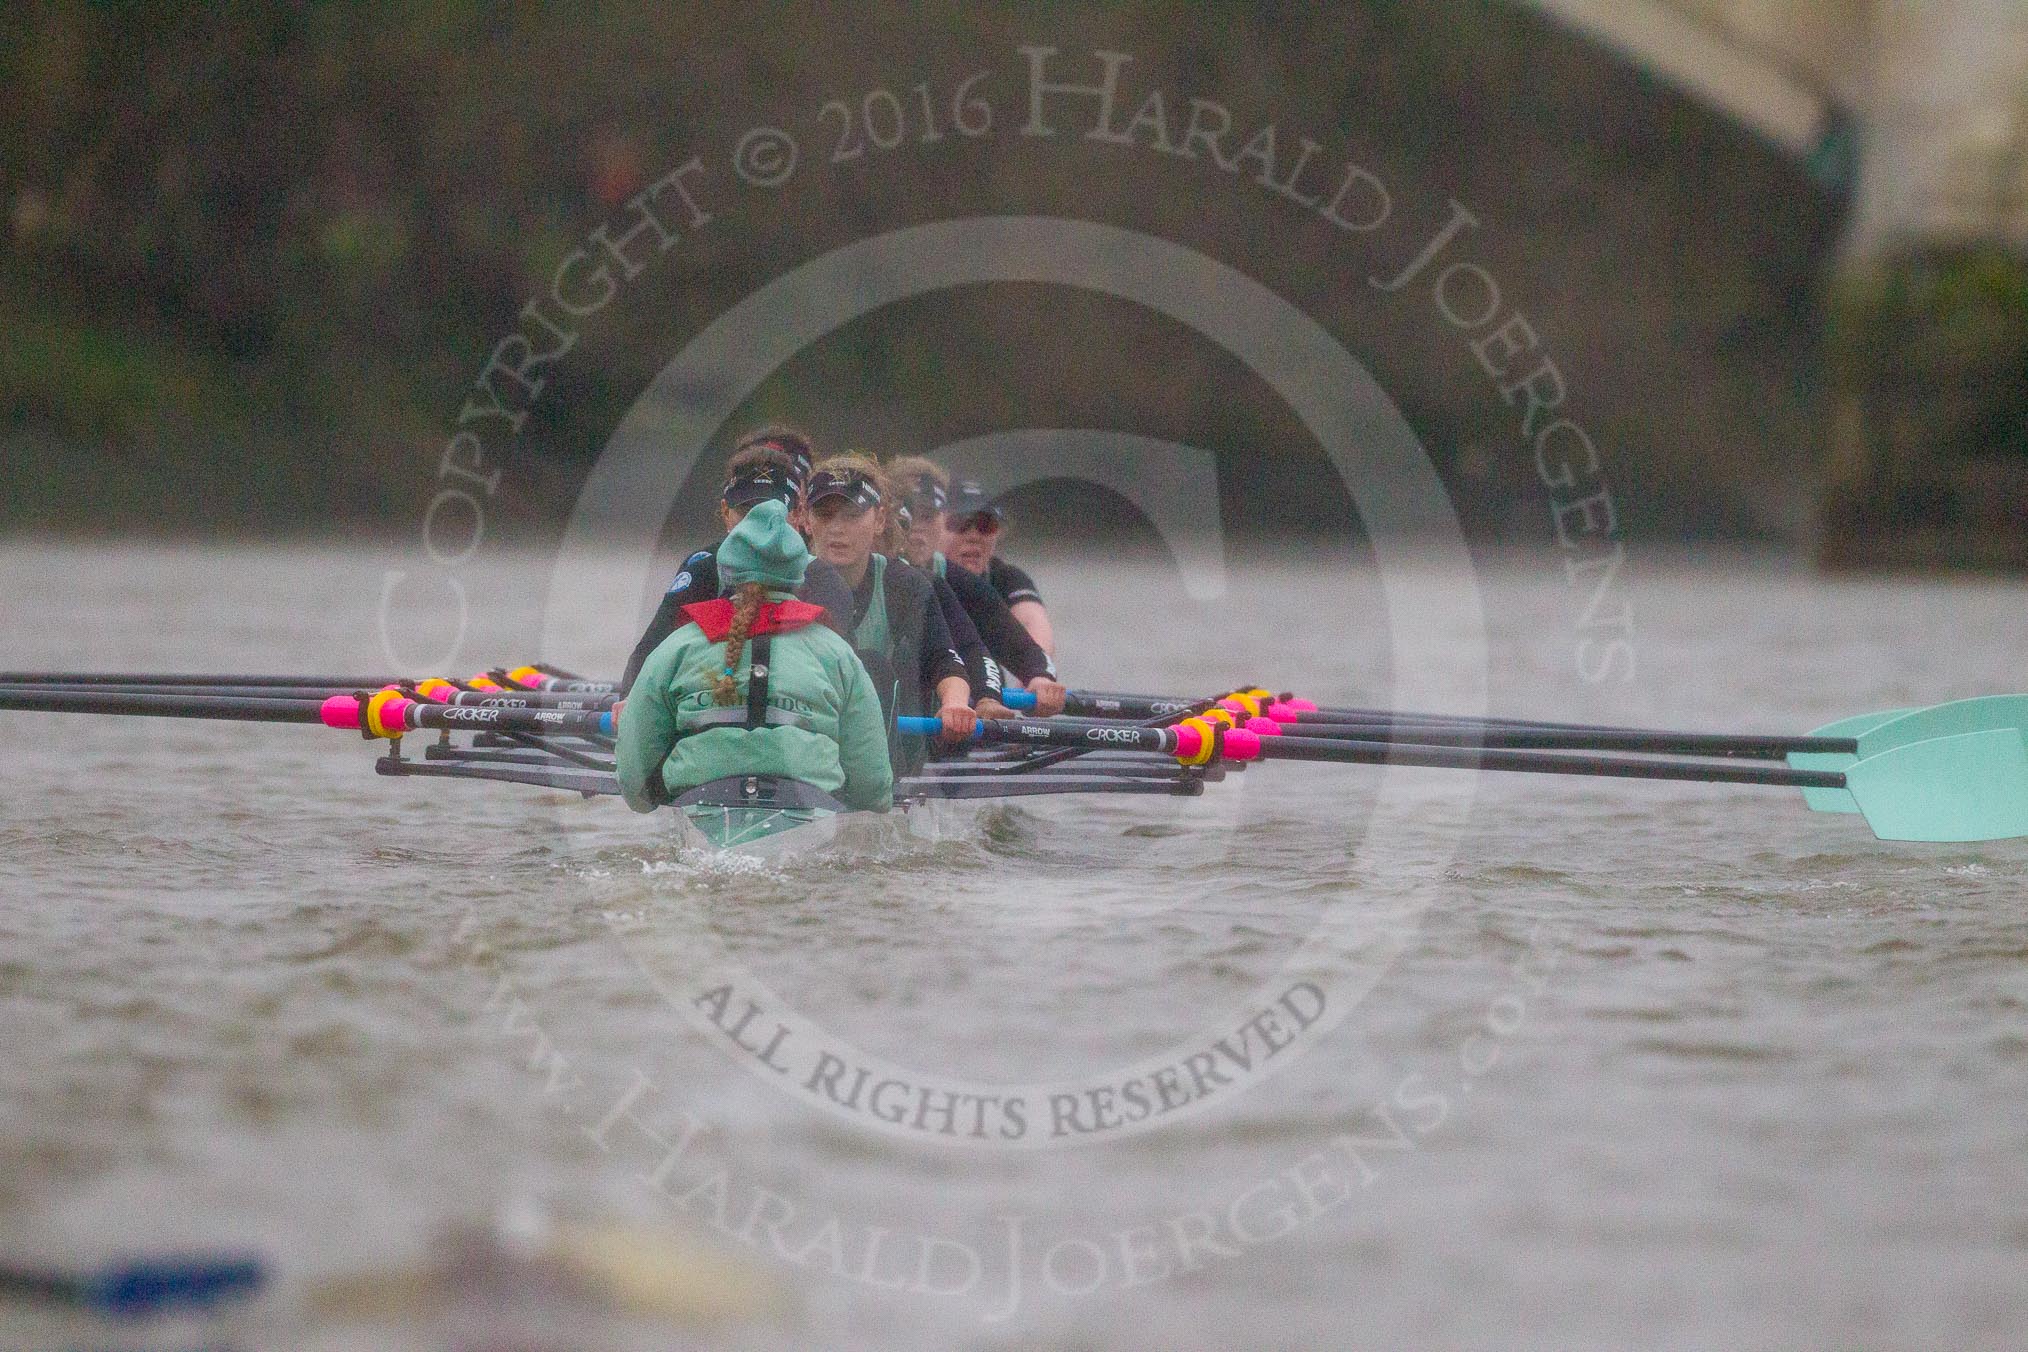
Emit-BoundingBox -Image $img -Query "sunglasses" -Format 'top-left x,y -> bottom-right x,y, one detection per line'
946,512 -> 1002,536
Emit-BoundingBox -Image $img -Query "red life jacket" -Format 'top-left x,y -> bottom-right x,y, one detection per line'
680,597 -> 826,642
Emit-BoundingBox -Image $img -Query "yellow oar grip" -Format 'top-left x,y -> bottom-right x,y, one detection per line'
1221,691 -> 1264,718
363,689 -> 409,739
1174,715 -> 1222,765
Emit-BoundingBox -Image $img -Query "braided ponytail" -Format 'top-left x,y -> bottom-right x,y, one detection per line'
713,582 -> 768,705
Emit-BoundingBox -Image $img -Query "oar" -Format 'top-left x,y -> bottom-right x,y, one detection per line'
993,695 -> 1225,775
1070,687 -> 1861,752
1231,718 -> 1857,760
1069,687 -> 1672,734
0,1255 -> 264,1318
907,716 -> 1847,787
901,716 -> 2028,843
1787,695 -> 2028,815
321,692 -> 617,741
1268,694 -> 2028,825
0,689 -> 336,724
0,680 -> 621,711
1072,689 -> 2028,779
1785,709 -> 1913,813
0,671 -> 393,688
0,667 -> 618,694
0,688 -> 614,739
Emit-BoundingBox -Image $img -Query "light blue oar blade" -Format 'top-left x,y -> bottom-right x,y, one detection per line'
1855,695 -> 2028,760
1845,729 -> 2028,843
1789,708 -> 1914,813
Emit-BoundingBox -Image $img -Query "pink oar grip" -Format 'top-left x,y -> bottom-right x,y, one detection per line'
1220,727 -> 1264,761
319,695 -> 362,729
1266,700 -> 1316,721
1245,716 -> 1284,735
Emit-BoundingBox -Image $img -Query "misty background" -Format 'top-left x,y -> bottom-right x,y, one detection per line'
2,0 -> 2023,562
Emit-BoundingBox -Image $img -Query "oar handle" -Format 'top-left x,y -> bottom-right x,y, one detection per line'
897,693 -> 1036,736
897,716 -> 1223,762
898,716 -> 968,738
320,694 -> 613,740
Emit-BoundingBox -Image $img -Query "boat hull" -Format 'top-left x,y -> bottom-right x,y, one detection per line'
670,794 -> 975,859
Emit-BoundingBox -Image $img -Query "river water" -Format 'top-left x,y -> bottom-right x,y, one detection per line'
1,540 -> 2024,1350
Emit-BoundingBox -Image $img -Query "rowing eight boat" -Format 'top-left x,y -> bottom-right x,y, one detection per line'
4,665 -> 2028,851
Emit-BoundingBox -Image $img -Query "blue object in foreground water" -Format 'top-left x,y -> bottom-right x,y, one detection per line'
0,1256 -> 266,1318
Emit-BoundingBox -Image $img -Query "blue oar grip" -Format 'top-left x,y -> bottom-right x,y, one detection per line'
1002,689 -> 1037,711
897,716 -> 981,739
599,711 -> 615,736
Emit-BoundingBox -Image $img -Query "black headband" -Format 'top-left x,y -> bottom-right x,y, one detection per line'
807,469 -> 882,512
904,476 -> 948,515
723,464 -> 798,509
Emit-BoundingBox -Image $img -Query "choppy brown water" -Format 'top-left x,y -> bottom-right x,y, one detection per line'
2,541 -> 2025,1350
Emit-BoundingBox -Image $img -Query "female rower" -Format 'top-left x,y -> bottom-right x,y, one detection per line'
939,479 -> 1056,661
804,454 -> 980,762
616,500 -> 893,815
619,428 -> 852,694
891,456 -> 1067,718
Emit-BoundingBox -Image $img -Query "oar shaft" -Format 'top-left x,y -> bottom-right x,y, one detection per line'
899,716 -> 1183,755
1250,731 -> 1847,788
1272,721 -> 1857,758
1068,691 -> 1221,720
319,695 -> 614,739
1068,690 -> 1854,759
921,717 -> 1849,789
0,671 -> 619,694
0,688 -> 615,737
0,681 -> 616,711
0,689 -> 330,723
0,672 -> 391,688
1075,689 -> 1586,725
1275,706 -> 1654,734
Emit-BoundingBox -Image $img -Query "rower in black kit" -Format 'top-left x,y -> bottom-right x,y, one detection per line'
619,451 -> 853,695
939,479 -> 1057,661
